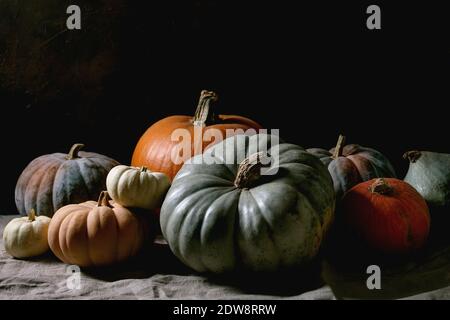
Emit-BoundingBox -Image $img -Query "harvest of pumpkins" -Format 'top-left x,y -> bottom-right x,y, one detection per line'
2,90 -> 449,281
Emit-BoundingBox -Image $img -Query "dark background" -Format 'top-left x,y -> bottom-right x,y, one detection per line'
0,1 -> 448,213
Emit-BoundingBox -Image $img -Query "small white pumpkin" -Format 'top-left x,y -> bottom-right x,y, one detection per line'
106,165 -> 170,209
3,209 -> 51,258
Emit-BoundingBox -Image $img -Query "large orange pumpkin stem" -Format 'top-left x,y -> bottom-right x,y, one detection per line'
97,191 -> 113,208
234,152 -> 270,189
193,90 -> 218,126
403,150 -> 422,163
370,178 -> 394,195
332,134 -> 346,159
67,143 -> 85,160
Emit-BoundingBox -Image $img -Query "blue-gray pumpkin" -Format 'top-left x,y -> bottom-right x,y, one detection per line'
160,134 -> 335,273
15,144 -> 119,217
307,135 -> 397,199
404,150 -> 450,209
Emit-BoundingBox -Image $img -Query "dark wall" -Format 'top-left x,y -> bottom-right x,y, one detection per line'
1,1 -> 448,213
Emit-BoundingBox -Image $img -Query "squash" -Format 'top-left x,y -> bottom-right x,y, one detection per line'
342,178 -> 430,253
15,144 -> 120,217
160,133 -> 335,273
48,191 -> 146,267
403,150 -> 450,209
106,165 -> 170,210
3,209 -> 51,259
131,90 -> 262,180
307,135 -> 397,199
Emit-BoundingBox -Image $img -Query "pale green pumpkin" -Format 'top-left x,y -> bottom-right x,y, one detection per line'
404,150 -> 450,208
160,134 -> 335,273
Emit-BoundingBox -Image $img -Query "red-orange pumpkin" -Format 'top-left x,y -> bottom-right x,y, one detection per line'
342,178 -> 430,253
131,90 -> 262,180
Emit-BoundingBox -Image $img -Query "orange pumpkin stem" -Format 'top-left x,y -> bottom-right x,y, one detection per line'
403,150 -> 422,163
370,178 -> 394,195
28,209 -> 36,221
234,152 -> 270,189
67,143 -> 85,160
97,191 -> 113,208
332,134 -> 346,159
193,90 -> 218,126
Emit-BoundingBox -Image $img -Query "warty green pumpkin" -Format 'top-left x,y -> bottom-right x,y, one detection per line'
160,134 -> 335,273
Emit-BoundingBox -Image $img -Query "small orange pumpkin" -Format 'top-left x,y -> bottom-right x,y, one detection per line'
131,90 -> 262,180
48,191 -> 147,267
342,178 -> 430,253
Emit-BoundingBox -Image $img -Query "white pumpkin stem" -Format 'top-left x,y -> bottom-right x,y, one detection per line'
97,191 -> 113,208
28,209 -> 36,221
332,134 -> 346,159
140,166 -> 148,173
192,90 -> 218,126
234,152 -> 270,189
403,150 -> 422,163
67,143 -> 85,160
370,178 -> 394,195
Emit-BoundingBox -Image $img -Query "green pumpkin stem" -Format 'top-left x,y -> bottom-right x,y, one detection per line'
67,143 -> 85,160
370,178 -> 394,195
140,166 -> 148,173
192,90 -> 218,126
28,209 -> 36,221
234,152 -> 270,189
332,134 -> 346,159
97,191 -> 113,208
403,150 -> 422,163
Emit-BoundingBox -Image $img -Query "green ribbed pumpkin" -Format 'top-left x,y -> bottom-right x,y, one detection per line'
307,135 -> 397,199
404,150 -> 450,209
15,144 -> 119,217
160,134 -> 335,273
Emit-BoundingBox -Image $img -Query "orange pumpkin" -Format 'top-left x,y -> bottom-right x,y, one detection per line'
48,192 -> 148,267
342,178 -> 430,253
131,90 -> 262,180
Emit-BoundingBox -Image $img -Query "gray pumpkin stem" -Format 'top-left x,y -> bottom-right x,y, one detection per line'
403,150 -> 422,163
370,178 -> 394,195
234,152 -> 270,189
67,143 -> 85,160
332,134 -> 346,159
97,191 -> 113,208
192,90 -> 218,126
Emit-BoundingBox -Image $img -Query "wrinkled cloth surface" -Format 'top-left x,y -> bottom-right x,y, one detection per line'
0,215 -> 449,300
